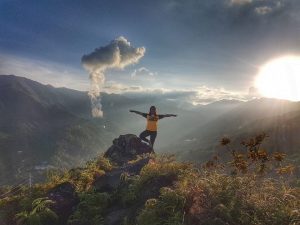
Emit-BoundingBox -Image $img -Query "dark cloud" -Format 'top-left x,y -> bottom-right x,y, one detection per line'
163,0 -> 299,43
159,0 -> 300,88
1,0 -> 299,94
166,0 -> 298,23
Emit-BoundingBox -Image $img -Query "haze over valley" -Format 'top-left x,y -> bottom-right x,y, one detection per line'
1,75 -> 299,185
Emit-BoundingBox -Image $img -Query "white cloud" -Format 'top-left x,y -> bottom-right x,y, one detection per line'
191,85 -> 248,105
0,54 -> 89,91
103,81 -> 143,94
0,54 -> 253,106
102,80 -> 177,94
81,36 -> 146,117
254,1 -> 285,15
229,0 -> 285,15
81,36 -> 146,73
131,67 -> 157,78
255,6 -> 273,15
102,81 -> 250,105
228,0 -> 252,6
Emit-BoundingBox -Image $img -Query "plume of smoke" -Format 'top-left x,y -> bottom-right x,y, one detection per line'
81,36 -> 146,117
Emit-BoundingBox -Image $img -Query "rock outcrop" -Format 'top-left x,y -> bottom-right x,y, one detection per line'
93,134 -> 160,224
51,134 -> 159,225
104,134 -> 153,165
94,134 -> 153,192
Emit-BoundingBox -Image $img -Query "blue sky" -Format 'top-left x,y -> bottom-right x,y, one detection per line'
0,0 -> 299,103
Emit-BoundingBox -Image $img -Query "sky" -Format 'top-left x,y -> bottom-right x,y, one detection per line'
0,0 -> 300,104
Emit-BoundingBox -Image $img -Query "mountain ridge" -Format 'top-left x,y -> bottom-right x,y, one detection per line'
1,74 -> 300,185
0,75 -> 114,184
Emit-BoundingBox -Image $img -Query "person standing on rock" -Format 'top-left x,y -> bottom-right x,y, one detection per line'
129,106 -> 177,149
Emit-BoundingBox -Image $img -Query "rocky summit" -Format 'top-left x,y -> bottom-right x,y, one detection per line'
104,134 -> 153,166
44,134 -> 156,225
94,134 -> 153,193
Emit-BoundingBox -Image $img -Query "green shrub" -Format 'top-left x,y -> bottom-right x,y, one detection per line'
15,197 -> 58,225
67,192 -> 110,225
119,155 -> 190,206
47,156 -> 110,192
137,187 -> 185,225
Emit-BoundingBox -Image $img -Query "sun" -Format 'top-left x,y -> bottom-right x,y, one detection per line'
255,56 -> 300,101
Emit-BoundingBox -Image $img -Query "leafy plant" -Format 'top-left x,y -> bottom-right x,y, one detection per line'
67,192 -> 110,225
219,133 -> 294,175
15,197 -> 58,225
137,187 -> 185,225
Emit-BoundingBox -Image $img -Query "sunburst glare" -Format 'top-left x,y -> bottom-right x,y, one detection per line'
255,56 -> 300,101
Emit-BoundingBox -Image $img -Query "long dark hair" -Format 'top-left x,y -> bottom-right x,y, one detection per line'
148,105 -> 157,116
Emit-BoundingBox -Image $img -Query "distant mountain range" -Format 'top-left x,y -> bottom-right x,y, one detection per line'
173,98 -> 300,164
0,74 -> 299,185
0,75 -> 207,184
0,75 -> 117,184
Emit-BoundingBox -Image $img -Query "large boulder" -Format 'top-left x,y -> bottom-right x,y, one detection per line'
94,134 -> 153,192
104,134 -> 152,165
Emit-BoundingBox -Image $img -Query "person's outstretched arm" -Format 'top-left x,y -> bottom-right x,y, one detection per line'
129,110 -> 147,118
158,114 -> 177,119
